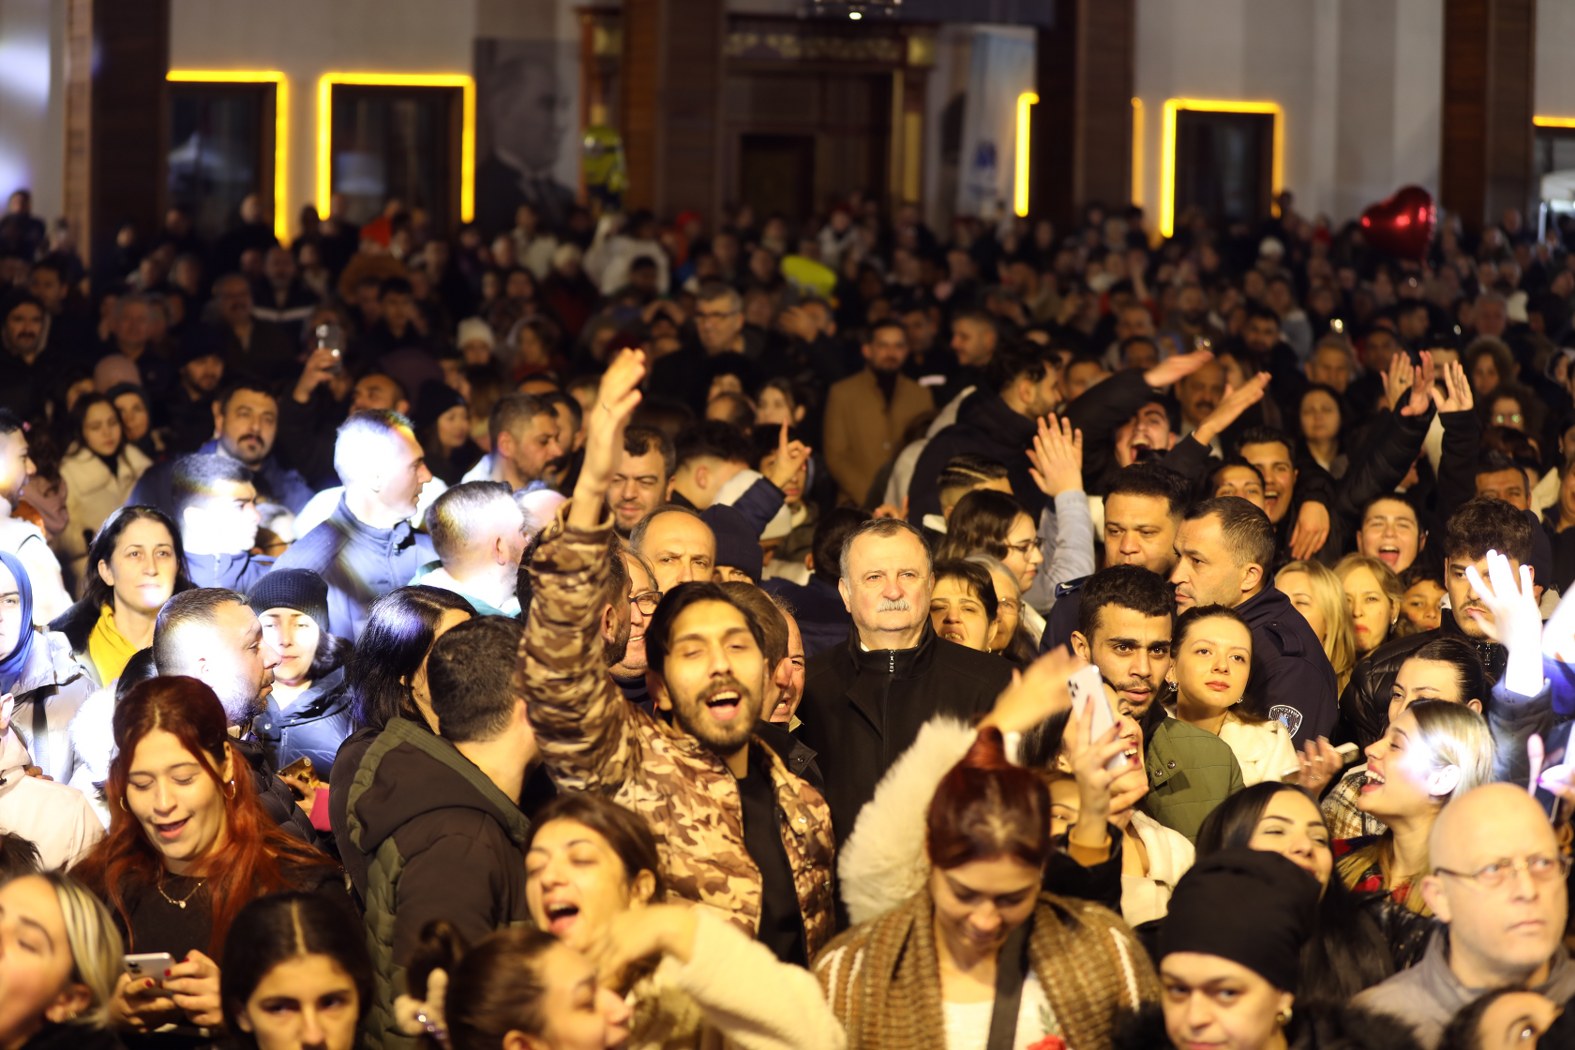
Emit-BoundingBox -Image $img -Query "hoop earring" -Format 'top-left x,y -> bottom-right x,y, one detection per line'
224,780 -> 237,800
119,796 -> 129,813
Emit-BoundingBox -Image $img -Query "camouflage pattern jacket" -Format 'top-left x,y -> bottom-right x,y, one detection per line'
520,507 -> 838,956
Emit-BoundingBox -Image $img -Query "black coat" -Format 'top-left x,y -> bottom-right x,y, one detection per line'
21,1025 -> 123,1050
906,388 -> 1041,525
1336,618 -> 1506,750
798,623 -> 1013,842
233,736 -> 320,846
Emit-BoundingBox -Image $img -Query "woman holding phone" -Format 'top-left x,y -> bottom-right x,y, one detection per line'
71,677 -> 344,1047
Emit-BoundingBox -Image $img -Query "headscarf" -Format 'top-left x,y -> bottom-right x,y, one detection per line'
0,551 -> 38,689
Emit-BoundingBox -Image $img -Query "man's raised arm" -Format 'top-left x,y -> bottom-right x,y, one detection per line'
519,350 -> 648,791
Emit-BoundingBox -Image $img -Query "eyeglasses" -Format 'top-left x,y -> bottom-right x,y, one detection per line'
629,590 -> 662,615
1493,412 -> 1525,426
1004,537 -> 1044,557
1433,853 -> 1571,890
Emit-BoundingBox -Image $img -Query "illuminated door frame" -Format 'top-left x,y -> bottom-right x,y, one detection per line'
166,70 -> 289,243
1159,98 -> 1284,238
315,72 -> 476,223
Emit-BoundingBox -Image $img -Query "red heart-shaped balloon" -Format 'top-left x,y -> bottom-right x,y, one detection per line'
1360,185 -> 1436,262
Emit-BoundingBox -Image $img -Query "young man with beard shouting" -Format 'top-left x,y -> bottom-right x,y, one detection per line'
519,348 -> 836,966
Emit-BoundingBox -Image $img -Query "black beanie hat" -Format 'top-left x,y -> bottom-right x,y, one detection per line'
413,379 -> 466,432
1157,848 -> 1319,992
248,570 -> 331,631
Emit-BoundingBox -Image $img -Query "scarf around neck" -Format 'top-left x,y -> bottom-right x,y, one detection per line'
87,604 -> 138,684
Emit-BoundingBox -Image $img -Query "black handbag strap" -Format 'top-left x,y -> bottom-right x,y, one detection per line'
984,919 -> 1032,1050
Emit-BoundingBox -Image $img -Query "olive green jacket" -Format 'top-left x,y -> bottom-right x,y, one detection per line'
1140,717 -> 1244,842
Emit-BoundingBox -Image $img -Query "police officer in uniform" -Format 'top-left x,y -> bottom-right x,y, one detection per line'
1171,496 -> 1337,747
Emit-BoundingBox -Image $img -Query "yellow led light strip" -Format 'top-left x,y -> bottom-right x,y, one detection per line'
1014,91 -> 1038,218
166,70 -> 290,243
315,72 -> 476,223
1159,98 -> 1284,238
1534,116 -> 1575,128
1131,97 -> 1144,207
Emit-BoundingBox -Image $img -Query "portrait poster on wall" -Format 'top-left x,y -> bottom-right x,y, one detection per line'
474,37 -> 581,236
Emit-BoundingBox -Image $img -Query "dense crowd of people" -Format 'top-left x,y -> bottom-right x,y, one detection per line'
5,175 -> 1575,1049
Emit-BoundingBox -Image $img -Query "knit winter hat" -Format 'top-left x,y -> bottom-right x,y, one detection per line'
248,570 -> 330,630
456,317 -> 494,349
1157,848 -> 1319,992
412,380 -> 466,432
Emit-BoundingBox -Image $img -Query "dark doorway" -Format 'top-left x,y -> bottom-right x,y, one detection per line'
738,134 -> 816,221
168,83 -> 274,241
329,85 -> 464,229
1174,110 -> 1275,227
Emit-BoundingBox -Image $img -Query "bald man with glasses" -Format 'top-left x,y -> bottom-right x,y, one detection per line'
1354,783 -> 1575,1048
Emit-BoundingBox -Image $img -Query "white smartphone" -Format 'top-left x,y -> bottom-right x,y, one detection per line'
1069,665 -> 1127,772
1334,742 -> 1361,767
124,952 -> 176,984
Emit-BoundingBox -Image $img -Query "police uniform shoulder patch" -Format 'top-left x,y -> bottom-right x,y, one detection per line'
1269,704 -> 1303,737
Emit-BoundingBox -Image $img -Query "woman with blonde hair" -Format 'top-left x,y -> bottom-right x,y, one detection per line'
1334,699 -> 1494,965
1275,559 -> 1357,693
1335,553 -> 1403,658
0,870 -> 126,1049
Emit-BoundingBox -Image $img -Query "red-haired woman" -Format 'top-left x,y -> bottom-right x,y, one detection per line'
814,727 -> 1159,1049
72,676 -> 346,1047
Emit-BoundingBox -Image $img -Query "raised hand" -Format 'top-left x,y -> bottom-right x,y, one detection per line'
1142,347 -> 1214,391
1429,359 -> 1475,414
1541,584 -> 1575,664
1463,549 -> 1545,697
1193,373 -> 1271,448
1061,693 -> 1149,849
763,421 -> 812,491
1288,501 -> 1331,561
1027,415 -> 1085,497
981,645 -> 1083,735
1381,351 -> 1414,412
571,350 -> 646,527
292,346 -> 340,403
1398,350 -> 1436,418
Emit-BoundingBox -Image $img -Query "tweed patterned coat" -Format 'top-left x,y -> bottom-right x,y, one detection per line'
814,888 -> 1159,1050
519,506 -> 838,956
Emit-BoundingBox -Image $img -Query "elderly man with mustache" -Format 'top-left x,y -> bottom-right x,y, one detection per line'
799,518 -> 1013,842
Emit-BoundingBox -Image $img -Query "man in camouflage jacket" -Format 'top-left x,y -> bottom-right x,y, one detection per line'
518,348 -> 837,959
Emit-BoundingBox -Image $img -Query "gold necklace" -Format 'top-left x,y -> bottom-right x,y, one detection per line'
157,875 -> 207,910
